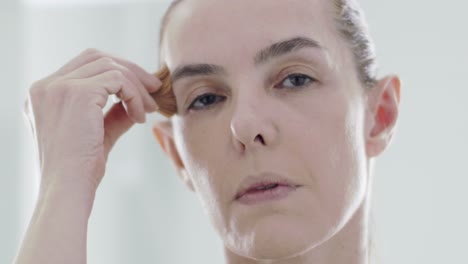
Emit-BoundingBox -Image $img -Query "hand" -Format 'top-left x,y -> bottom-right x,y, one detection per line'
23,48 -> 162,191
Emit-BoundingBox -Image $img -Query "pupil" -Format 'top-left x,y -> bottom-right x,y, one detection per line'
292,75 -> 306,86
202,94 -> 215,104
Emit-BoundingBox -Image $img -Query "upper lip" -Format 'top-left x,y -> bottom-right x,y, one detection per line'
234,172 -> 301,200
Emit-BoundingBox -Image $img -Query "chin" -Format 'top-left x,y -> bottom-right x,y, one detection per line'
229,214 -> 339,261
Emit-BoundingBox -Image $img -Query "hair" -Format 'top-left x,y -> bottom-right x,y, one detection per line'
151,0 -> 378,117
156,0 -> 378,88
153,1 -> 378,260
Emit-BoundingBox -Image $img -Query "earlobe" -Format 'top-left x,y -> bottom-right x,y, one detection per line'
366,75 -> 401,157
152,121 -> 195,193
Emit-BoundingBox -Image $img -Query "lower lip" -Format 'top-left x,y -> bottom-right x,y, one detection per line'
236,185 -> 299,205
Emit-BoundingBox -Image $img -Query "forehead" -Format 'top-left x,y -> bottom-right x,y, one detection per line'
161,0 -> 343,73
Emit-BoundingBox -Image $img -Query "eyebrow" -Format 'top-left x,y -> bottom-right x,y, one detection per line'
170,36 -> 322,84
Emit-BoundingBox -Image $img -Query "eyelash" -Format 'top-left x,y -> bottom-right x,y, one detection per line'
187,73 -> 316,111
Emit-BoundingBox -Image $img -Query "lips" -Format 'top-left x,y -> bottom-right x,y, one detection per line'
234,172 -> 301,200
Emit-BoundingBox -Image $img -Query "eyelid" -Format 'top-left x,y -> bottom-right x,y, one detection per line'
274,66 -> 318,84
176,77 -> 220,98
184,84 -> 228,109
184,86 -> 210,108
188,93 -> 227,112
180,65 -> 318,112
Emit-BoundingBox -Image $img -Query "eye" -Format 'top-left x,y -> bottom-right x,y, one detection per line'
277,73 -> 316,89
187,93 -> 226,111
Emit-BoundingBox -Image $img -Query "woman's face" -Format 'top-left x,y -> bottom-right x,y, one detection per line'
161,0 -> 371,259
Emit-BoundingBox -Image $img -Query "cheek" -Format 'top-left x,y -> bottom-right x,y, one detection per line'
292,93 -> 367,223
176,116 -> 222,173
174,118 -> 229,224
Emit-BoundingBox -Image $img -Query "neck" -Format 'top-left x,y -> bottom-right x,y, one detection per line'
224,163 -> 374,264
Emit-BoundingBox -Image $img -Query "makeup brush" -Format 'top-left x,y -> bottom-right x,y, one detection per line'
151,64 -> 177,118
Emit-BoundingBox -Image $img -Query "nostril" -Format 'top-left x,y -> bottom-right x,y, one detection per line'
255,134 -> 265,145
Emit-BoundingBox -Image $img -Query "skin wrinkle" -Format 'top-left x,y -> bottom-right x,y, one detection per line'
152,3 -> 352,118
151,0 -> 400,263
169,37 -> 329,92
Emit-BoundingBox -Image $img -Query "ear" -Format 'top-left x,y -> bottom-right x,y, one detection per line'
365,75 -> 401,157
152,120 -> 195,192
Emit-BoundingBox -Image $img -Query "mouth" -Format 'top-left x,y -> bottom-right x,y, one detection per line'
234,173 -> 301,205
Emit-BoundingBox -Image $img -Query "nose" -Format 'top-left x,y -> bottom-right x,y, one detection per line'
230,92 -> 278,153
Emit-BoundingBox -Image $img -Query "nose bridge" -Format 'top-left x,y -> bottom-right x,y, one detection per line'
229,83 -> 277,151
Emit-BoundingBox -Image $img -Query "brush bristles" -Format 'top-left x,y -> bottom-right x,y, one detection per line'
151,64 -> 177,118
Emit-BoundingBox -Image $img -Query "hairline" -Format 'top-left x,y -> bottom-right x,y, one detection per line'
158,0 -> 377,88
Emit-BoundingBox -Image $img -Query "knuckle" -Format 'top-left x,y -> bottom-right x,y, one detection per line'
30,78 -> 45,89
82,48 -> 106,63
98,56 -> 115,64
48,78 -> 69,90
26,78 -> 53,113
126,61 -> 139,71
83,48 -> 100,56
97,57 -> 116,71
24,77 -> 78,117
108,70 -> 125,82
47,79 -> 75,99
119,67 -> 134,81
29,80 -> 46,98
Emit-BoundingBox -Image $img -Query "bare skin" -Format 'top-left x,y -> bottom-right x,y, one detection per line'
152,0 -> 400,263
15,0 -> 400,263
17,48 -> 161,263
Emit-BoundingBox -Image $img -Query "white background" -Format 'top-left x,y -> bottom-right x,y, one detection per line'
1,0 -> 467,263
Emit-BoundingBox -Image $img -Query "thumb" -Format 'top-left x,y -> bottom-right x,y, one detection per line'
103,102 -> 136,157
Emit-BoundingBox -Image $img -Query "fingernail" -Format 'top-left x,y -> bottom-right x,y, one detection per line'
155,78 -> 163,87
149,73 -> 160,84
157,77 -> 162,84
148,80 -> 162,93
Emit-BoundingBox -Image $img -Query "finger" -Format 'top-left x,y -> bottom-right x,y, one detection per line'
103,72 -> 146,123
103,56 -> 162,93
79,70 -> 146,123
64,57 -> 158,112
103,102 -> 135,156
53,48 -> 104,77
100,58 -> 159,112
61,48 -> 162,92
90,50 -> 162,92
